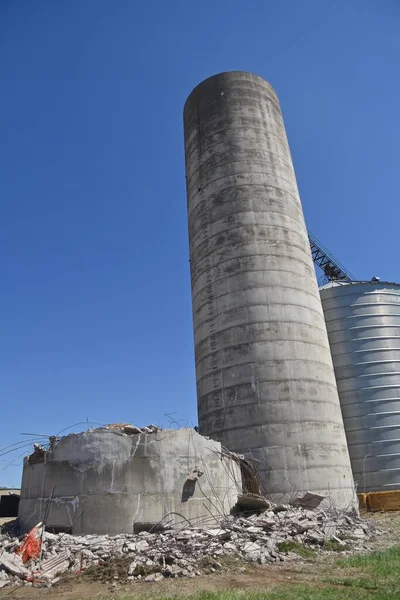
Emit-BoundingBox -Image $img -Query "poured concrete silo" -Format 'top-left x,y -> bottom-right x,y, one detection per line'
183,71 -> 355,507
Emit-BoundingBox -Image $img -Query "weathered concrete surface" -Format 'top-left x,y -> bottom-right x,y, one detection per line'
320,281 -> 400,493
18,429 -> 241,535
184,71 -> 355,508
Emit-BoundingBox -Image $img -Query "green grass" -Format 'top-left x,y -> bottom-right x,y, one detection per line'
100,544 -> 400,600
277,540 -> 316,559
110,588 -> 400,600
323,539 -> 351,552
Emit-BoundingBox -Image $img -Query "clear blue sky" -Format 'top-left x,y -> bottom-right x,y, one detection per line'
1,0 -> 399,486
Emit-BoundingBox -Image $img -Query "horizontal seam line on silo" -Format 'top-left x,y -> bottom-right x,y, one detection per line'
324,315 -> 400,324
193,262 -> 314,292
195,340 -> 333,365
331,358 -> 400,369
189,172 -> 297,199
345,426 -> 400,436
190,224 -> 307,255
186,140 -> 291,172
347,301 -> 400,308
338,392 -> 400,402
336,376 -> 400,387
356,371 -> 400,378
344,439 -> 400,448
326,313 -> 400,328
338,398 -> 400,408
191,255 -> 314,286
186,122 -> 290,149
203,421 -> 346,433
189,212 -> 303,238
355,344 -> 400,349
191,250 -> 313,285
193,307 -> 326,336
193,285 -> 322,313
329,348 -> 400,360
192,269 -> 320,308
186,144 -> 293,175
188,182 -> 302,217
321,296 -> 400,309
325,325 -> 400,335
362,289 -> 400,294
380,484 -> 400,487
185,124 -> 288,156
188,169 -> 298,196
192,93 -> 283,118
365,397 -> 400,403
323,307 -> 400,317
190,212 -> 305,244
195,359 -> 336,383
198,379 -> 339,398
354,359 -> 400,366
185,122 -> 288,146
327,341 -> 400,353
199,400 -> 343,417
344,314 -> 400,320
371,437 -> 400,443
362,468 -> 400,474
323,292 -> 400,301
195,322 -> 328,349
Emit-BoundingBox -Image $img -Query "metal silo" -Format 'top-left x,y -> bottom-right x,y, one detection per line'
183,71 -> 355,507
320,281 -> 400,492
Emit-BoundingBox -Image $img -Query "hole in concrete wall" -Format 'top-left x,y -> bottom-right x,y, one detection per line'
239,459 -> 261,495
181,479 -> 197,502
46,526 -> 72,534
133,522 -> 168,534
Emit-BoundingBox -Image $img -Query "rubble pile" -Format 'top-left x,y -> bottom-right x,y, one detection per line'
100,423 -> 160,435
0,502 -> 376,589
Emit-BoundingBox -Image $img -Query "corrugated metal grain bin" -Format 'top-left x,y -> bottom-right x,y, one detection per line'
320,281 -> 400,492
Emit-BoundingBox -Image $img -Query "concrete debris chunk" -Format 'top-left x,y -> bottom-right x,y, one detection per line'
35,551 -> 70,581
237,494 -> 270,511
205,529 -> 228,537
352,528 -> 367,539
0,570 -> 10,588
101,423 -> 160,435
291,492 -> 325,510
246,526 -> 264,534
0,550 -> 30,579
242,541 -> 262,559
134,539 -> 150,552
145,572 -> 164,582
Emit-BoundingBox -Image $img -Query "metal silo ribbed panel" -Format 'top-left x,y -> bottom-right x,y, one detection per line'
320,282 -> 400,491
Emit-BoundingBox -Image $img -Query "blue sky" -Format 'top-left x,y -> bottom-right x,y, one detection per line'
1,0 -> 399,486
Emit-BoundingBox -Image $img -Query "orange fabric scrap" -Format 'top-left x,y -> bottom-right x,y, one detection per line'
16,525 -> 42,563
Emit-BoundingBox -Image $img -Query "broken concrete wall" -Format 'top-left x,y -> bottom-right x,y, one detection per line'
18,428 -> 242,535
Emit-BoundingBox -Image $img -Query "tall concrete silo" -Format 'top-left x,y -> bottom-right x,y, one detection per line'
320,281 -> 400,493
183,71 -> 355,507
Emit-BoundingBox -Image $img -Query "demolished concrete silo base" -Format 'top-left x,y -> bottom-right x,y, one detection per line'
18,427 -> 243,535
